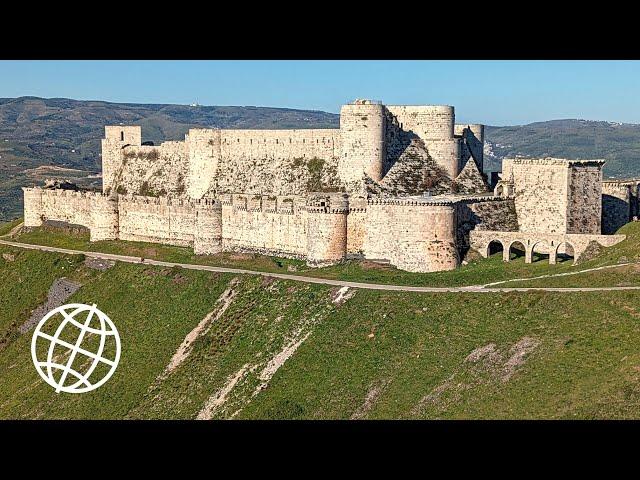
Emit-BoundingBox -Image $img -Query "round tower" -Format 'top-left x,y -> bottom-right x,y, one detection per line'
394,202 -> 459,273
194,199 -> 223,255
339,100 -> 386,183
465,124 -> 485,170
306,193 -> 349,266
415,105 -> 455,141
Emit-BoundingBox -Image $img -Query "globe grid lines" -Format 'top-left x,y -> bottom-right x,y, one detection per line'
31,303 -> 121,394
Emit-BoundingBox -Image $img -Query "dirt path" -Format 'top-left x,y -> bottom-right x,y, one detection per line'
2,238 -> 639,294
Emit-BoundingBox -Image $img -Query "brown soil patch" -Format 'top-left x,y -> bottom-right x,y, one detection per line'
360,260 -> 393,271
351,379 -> 390,419
84,257 -> 115,271
172,274 -> 189,285
227,253 -> 253,261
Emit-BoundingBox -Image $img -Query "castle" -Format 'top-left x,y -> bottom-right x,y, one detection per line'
22,99 -> 638,272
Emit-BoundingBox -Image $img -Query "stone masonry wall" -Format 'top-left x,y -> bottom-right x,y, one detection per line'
22,188 -> 119,241
456,197 -> 518,257
385,106 -> 460,178
566,164 -> 602,234
363,199 -> 459,272
505,158 -> 570,233
601,180 -> 640,234
504,158 -> 605,235
115,142 -> 190,197
118,195 -> 196,247
219,194 -> 309,258
346,196 -> 367,256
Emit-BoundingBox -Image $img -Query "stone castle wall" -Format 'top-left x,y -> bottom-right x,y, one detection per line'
219,194 -> 309,258
602,180 -> 640,234
100,101 -> 489,201
503,158 -> 604,235
566,163 -> 603,233
362,198 -> 459,272
502,158 -> 569,233
23,187 -> 464,273
455,196 -> 519,257
385,105 -> 460,178
22,188 -> 119,241
104,126 -> 342,199
118,195 -> 196,247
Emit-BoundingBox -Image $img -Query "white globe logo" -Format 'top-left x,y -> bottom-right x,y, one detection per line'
31,303 -> 121,394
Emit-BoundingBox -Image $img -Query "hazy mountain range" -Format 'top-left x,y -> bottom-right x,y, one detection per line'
1,96 -> 640,220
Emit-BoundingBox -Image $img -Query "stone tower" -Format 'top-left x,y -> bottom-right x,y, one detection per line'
101,126 -> 142,194
306,193 -> 349,266
338,100 -> 386,184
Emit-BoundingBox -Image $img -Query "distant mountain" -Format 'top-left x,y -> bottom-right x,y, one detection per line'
484,119 -> 640,179
2,97 -> 640,221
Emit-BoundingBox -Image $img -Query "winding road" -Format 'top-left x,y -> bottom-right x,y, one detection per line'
1,236 -> 638,293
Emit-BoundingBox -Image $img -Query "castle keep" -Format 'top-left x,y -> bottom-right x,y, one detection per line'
22,99 -> 633,272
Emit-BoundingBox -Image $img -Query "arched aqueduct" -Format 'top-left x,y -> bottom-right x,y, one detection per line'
469,230 -> 626,265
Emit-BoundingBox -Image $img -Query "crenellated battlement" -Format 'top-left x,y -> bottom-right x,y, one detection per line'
367,197 -> 456,207
507,157 -> 606,167
22,187 -> 110,199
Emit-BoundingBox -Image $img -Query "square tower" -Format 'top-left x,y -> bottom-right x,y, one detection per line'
503,157 -> 604,234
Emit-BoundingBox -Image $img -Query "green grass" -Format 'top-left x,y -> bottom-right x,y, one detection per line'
0,245 -> 83,352
0,251 -> 234,419
1,244 -> 640,419
0,218 -> 23,237
9,221 -> 640,292
9,225 -> 595,288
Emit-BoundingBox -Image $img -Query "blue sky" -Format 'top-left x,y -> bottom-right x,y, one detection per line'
0,60 -> 639,126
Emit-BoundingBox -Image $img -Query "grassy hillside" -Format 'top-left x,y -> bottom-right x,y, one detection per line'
1,222 -> 640,419
485,119 -> 640,178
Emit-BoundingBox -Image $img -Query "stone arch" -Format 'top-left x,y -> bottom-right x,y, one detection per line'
507,240 -> 527,261
496,184 -> 504,196
486,239 -> 505,258
530,240 -> 551,263
554,241 -> 576,264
